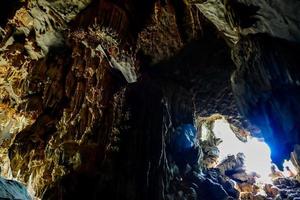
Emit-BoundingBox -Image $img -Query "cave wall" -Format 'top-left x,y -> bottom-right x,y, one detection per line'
225,0 -> 300,169
0,0 -> 300,199
1,0 -> 211,199
231,34 -> 300,168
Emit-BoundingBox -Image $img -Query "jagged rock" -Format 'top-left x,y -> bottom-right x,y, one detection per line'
264,184 -> 279,198
185,171 -> 232,200
231,171 -> 258,184
0,177 -> 31,200
273,178 -> 300,188
224,0 -> 300,43
273,178 -> 300,199
201,145 -> 220,168
231,34 -> 300,167
195,0 -> 239,44
0,0 -> 300,199
171,124 -> 197,153
236,182 -> 259,194
270,165 -> 284,180
240,193 -> 267,200
195,0 -> 300,44
292,145 -> 300,176
216,153 -> 244,175
206,168 -> 240,199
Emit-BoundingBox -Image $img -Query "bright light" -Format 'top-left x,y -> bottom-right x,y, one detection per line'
212,119 -> 273,183
201,118 -> 298,185
200,124 -> 210,141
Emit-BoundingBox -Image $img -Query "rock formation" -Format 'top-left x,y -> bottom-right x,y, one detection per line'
0,0 -> 300,199
0,177 -> 31,200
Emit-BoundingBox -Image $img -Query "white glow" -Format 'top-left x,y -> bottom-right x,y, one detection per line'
201,125 -> 210,141
212,119 -> 273,183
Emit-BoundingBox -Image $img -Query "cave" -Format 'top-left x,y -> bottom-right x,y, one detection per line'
1,0 -> 300,200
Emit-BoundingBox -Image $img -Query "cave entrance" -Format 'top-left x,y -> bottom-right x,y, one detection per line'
199,115 -> 297,191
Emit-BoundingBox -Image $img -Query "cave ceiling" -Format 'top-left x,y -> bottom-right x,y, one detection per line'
0,0 -> 300,199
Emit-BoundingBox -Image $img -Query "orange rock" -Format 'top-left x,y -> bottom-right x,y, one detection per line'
12,8 -> 33,27
264,184 -> 279,198
237,182 -> 259,194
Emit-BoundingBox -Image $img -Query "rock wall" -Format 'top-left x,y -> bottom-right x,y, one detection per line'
0,177 -> 32,200
231,34 -> 300,168
1,0 -> 212,198
225,0 -> 300,169
0,0 -> 300,199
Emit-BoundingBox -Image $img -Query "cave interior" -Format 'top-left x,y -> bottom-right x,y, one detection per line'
1,0 -> 300,199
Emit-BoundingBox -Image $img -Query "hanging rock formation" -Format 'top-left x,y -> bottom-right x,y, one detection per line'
0,0 -> 300,199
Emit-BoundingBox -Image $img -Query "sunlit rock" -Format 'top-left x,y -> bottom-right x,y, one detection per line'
263,184 -> 279,198
0,0 -> 300,199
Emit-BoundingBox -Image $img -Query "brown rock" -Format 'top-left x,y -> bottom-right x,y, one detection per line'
237,182 -> 259,194
264,184 -> 279,198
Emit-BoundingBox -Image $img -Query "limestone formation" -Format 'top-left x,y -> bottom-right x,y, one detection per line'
0,0 -> 300,199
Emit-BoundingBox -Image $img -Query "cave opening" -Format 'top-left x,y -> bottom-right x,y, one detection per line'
1,0 -> 300,199
199,115 -> 298,195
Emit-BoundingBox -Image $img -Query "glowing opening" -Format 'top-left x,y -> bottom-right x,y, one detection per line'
202,118 -> 297,184
212,119 -> 273,183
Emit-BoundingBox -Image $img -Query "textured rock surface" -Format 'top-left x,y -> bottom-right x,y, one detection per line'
273,178 -> 300,199
231,34 -> 300,167
224,0 -> 300,43
0,0 -> 300,199
0,176 -> 32,200
1,0 -> 211,198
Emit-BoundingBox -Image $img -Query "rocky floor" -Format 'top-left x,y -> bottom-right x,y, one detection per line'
273,178 -> 300,200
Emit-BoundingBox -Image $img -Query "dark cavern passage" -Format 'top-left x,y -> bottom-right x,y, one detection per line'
1,0 -> 300,199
